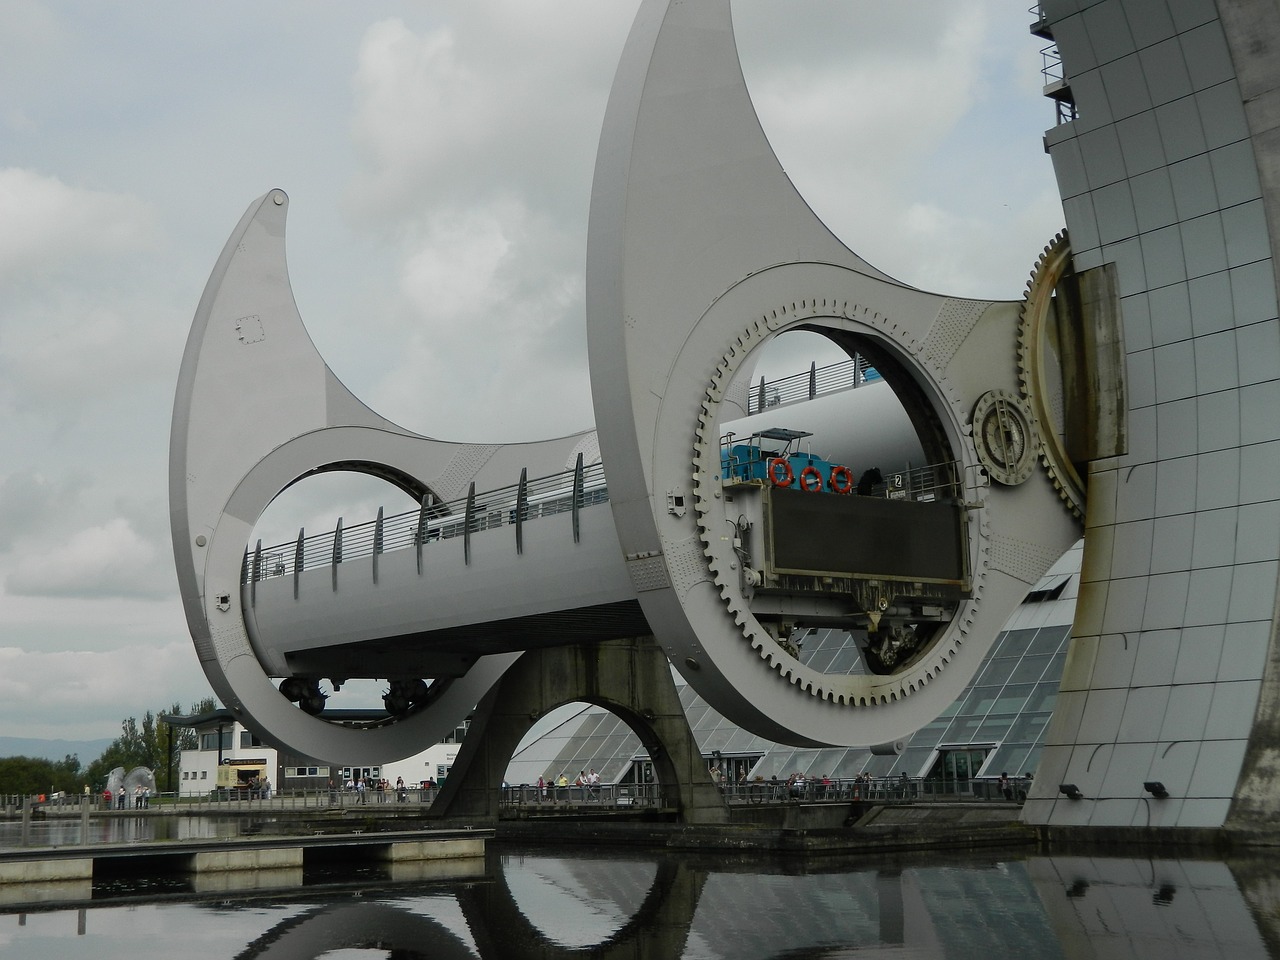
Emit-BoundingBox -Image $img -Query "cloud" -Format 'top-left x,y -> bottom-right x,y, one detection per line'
399,199 -> 517,325
0,168 -> 159,281
364,197 -> 587,441
0,469 -> 87,551
7,516 -> 174,600
346,7 -> 629,224
0,641 -> 206,739
396,196 -> 580,346
736,1 -> 1063,299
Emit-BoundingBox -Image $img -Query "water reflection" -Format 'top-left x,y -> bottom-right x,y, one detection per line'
0,814 -> 242,848
2,846 -> 1278,958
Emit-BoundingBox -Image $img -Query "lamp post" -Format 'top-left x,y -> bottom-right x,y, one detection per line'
166,719 -> 175,796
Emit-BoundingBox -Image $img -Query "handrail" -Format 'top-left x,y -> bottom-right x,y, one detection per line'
747,356 -> 879,415
245,461 -> 610,583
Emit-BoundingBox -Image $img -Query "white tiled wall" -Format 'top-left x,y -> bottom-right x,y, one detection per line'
1027,0 -> 1280,828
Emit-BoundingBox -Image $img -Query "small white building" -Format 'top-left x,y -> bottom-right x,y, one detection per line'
163,708 -> 469,796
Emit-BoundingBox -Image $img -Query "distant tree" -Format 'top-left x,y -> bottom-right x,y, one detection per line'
0,754 -> 82,796
84,696 -> 220,791
84,715 -> 151,789
155,697 -> 216,791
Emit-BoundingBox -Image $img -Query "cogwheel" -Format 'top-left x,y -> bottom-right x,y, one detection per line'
1017,231 -> 1085,520
972,389 -> 1037,486
688,307 -> 970,708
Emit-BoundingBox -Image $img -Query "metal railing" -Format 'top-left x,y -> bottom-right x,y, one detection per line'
0,776 -> 1030,849
496,775 -> 1028,813
1028,5 -> 1077,124
746,357 -> 880,416
500,782 -> 669,810
715,775 -> 1029,805
2,787 -> 443,814
168,786 -> 443,809
245,461 -> 609,584
875,460 -> 968,503
0,788 -> 454,849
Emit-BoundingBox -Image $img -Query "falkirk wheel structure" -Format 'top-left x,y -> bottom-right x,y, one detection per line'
171,0 -> 1280,832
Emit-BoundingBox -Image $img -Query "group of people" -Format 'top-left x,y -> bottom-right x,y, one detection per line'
997,771 -> 1031,801
327,776 -> 438,804
344,775 -> 383,802
339,775 -> 434,803
536,769 -> 600,800
101,784 -> 152,809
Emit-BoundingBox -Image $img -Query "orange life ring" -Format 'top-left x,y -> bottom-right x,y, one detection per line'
829,464 -> 854,494
799,466 -> 824,492
768,457 -> 794,487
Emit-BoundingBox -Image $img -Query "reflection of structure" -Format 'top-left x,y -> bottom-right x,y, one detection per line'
181,850 -> 1280,959
1029,856 -> 1274,957
233,902 -> 475,960
458,854 -> 704,960
216,850 -> 1280,959
14,848 -> 1280,957
169,0 -> 1280,834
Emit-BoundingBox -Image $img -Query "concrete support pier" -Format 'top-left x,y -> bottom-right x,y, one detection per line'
187,847 -> 303,873
0,858 -> 93,884
0,827 -> 490,887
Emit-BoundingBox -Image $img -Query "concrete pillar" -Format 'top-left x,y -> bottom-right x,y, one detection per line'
430,636 -> 730,824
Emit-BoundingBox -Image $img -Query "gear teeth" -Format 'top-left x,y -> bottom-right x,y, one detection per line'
691,310 -> 976,711
1018,230 -> 1085,519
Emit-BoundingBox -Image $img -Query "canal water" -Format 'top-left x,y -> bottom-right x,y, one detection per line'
2,843 -> 1277,958
0,813 -> 241,848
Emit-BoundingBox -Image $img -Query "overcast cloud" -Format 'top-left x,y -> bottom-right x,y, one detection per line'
0,1 -> 1065,741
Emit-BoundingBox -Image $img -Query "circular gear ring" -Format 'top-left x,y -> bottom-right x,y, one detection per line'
688,313 -> 975,707
1018,231 -> 1085,518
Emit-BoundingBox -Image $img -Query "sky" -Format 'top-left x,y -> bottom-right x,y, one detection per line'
0,1 -> 1067,742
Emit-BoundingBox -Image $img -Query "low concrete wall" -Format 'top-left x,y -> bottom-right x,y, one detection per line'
380,836 -> 486,862
0,858 -> 93,884
190,867 -> 303,894
386,857 -> 487,884
188,847 -> 303,873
